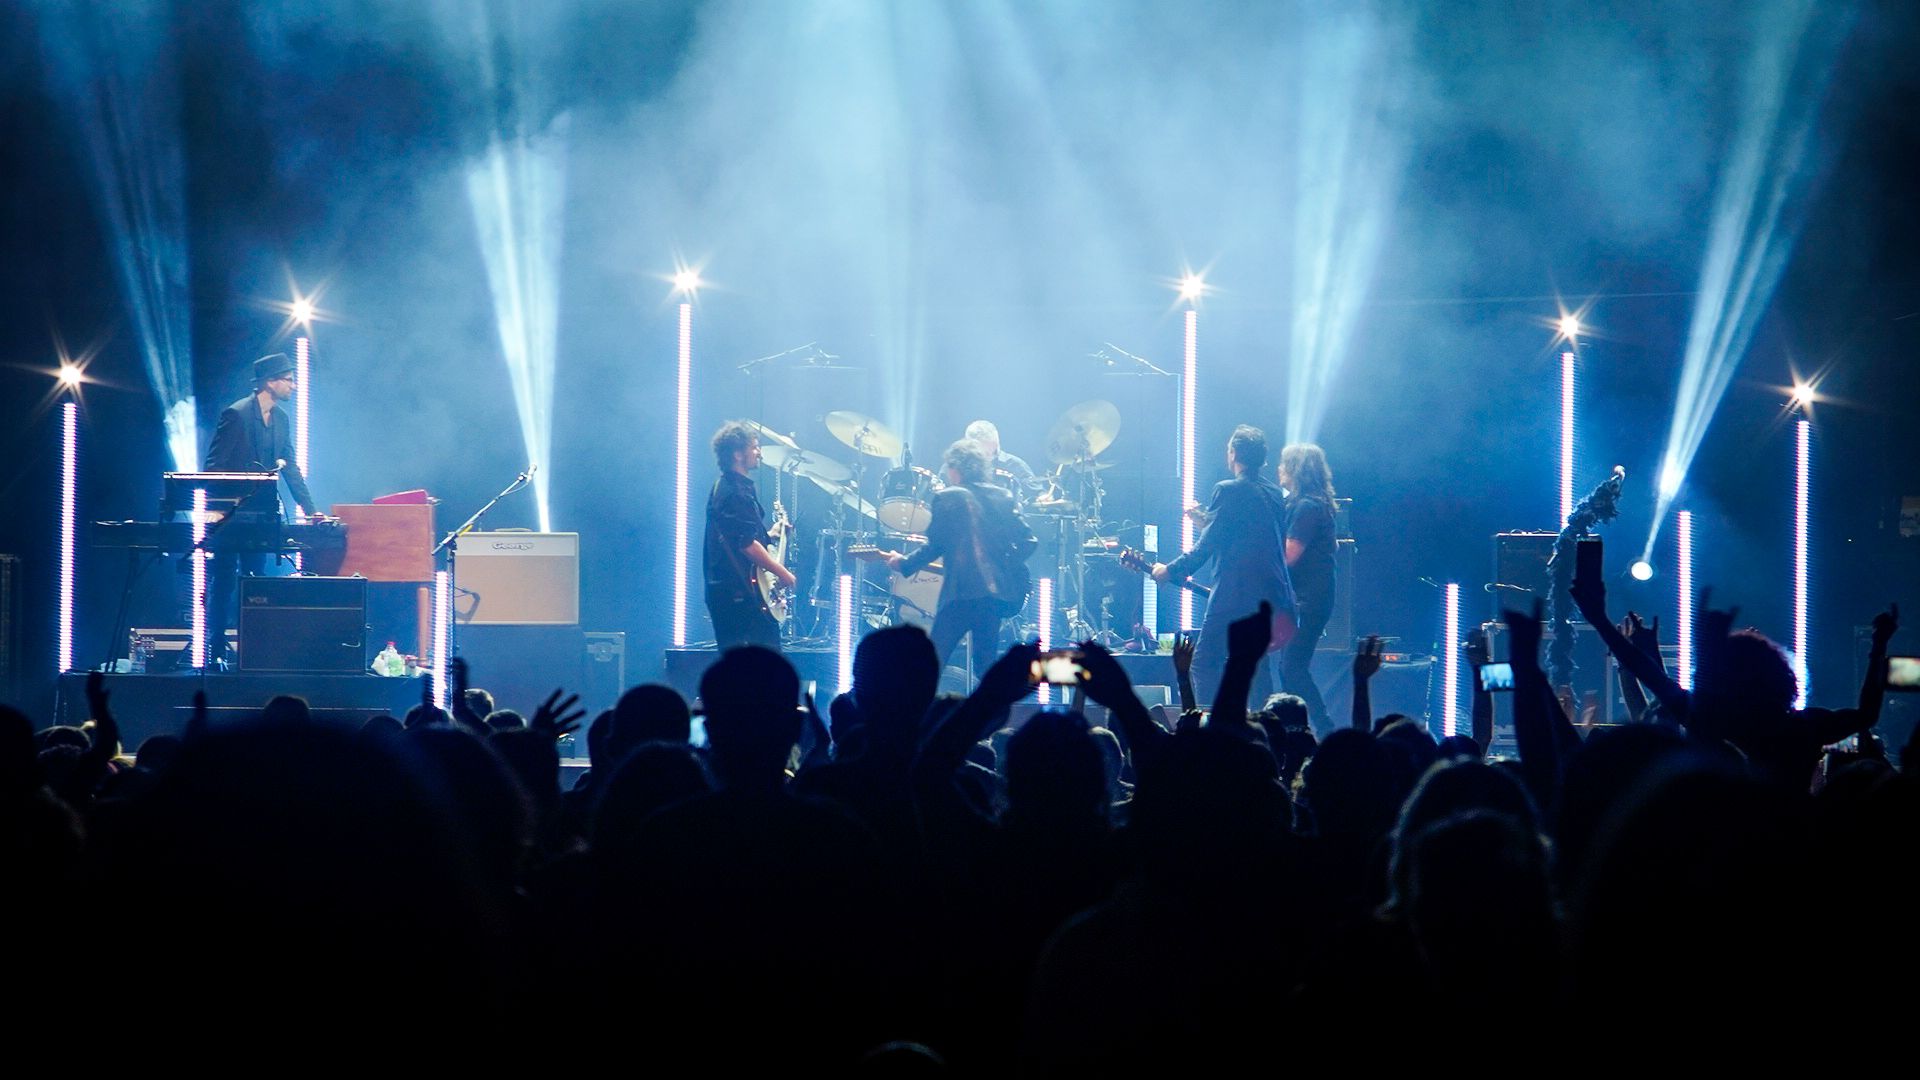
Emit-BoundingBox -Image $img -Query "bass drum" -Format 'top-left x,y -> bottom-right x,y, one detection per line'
890,567 -> 942,629
878,466 -> 939,533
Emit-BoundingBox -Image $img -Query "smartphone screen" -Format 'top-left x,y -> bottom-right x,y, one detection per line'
1477,661 -> 1516,692
1887,655 -> 1920,692
1030,649 -> 1087,685
1575,537 -> 1603,588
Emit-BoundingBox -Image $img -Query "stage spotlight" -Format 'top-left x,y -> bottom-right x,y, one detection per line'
1557,313 -> 1582,341
290,297 -> 315,328
1177,273 -> 1206,303
1790,382 -> 1815,409
1675,510 -> 1694,690
58,364 -> 83,389
1793,419 -> 1809,708
672,268 -> 703,295
1630,559 -> 1654,582
1647,2 -> 1850,557
1441,582 -> 1461,737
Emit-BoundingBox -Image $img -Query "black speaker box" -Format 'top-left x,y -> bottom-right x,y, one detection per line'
239,576 -> 369,673
455,625 -> 587,717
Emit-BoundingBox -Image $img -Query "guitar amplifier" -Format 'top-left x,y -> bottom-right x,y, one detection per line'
239,576 -> 369,672
455,532 -> 580,626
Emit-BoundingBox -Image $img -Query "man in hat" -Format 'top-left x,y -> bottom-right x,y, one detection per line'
201,353 -> 325,664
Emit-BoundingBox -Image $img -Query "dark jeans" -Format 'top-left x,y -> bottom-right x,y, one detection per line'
709,593 -> 781,652
1189,615 -> 1275,710
206,551 -> 266,662
1279,599 -> 1333,729
930,596 -> 1006,679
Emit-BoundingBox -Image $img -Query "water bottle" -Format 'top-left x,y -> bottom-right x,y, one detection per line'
129,635 -> 152,674
375,642 -> 401,677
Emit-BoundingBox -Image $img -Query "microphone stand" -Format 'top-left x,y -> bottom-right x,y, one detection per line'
433,467 -> 534,669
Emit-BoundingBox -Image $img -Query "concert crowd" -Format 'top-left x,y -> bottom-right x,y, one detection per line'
5,583 -> 1912,1071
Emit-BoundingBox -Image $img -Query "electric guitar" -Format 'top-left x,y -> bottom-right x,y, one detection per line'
847,545 -> 944,574
1108,543 -> 1211,597
758,499 -> 793,624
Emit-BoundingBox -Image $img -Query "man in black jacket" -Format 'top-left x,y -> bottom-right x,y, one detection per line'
201,353 -> 322,664
1152,425 -> 1297,707
704,421 -> 797,651
886,440 -> 1035,675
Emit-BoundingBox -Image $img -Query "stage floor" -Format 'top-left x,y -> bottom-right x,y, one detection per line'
56,671 -> 428,747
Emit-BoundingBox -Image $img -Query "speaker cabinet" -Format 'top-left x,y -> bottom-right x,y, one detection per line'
239,576 -> 369,673
455,532 -> 580,625
455,624 -> 586,717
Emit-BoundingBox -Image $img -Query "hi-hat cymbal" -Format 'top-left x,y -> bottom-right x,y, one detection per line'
760,443 -> 853,488
1046,399 -> 1121,464
742,420 -> 799,450
824,411 -> 905,458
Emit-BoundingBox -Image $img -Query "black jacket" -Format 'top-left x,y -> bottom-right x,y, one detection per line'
1165,473 -> 1296,626
204,395 -> 316,516
900,483 -> 1033,611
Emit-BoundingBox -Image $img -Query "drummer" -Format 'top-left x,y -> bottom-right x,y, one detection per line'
965,420 -> 1038,496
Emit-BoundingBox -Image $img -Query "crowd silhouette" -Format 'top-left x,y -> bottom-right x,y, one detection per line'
4,580 -> 1913,1070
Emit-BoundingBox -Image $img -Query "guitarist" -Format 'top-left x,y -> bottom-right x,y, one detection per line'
705,421 -> 797,651
1151,424 -> 1297,706
884,439 -> 1036,672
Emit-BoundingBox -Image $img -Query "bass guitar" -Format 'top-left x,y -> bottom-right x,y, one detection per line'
1107,543 -> 1211,597
758,499 -> 793,625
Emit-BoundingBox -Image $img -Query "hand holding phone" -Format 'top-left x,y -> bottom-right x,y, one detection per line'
1886,655 -> 1920,692
1476,661 -> 1516,692
1030,648 -> 1087,686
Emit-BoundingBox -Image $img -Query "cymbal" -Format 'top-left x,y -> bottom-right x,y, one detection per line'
824,411 -> 905,458
760,443 -> 853,487
742,420 -> 799,450
1046,399 -> 1121,464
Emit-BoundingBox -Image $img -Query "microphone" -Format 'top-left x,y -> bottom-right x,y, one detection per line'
1484,582 -> 1535,594
1088,349 -> 1116,367
517,463 -> 538,484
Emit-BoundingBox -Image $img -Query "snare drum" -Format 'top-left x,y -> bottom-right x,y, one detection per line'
878,466 -> 939,532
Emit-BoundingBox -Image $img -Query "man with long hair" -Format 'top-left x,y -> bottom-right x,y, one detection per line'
1276,443 -> 1339,730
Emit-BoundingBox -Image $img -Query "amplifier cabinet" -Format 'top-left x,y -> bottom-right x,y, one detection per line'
455,532 -> 580,626
240,576 -> 369,673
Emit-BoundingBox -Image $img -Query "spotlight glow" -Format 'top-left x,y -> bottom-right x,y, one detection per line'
190,488 -> 207,670
1790,382 -> 1815,408
1793,418 -> 1809,708
1560,350 -> 1576,528
1177,273 -> 1205,303
58,403 -> 77,674
58,364 -> 83,388
673,300 -> 692,648
1557,313 -> 1582,341
434,569 -> 451,710
290,297 -> 315,327
1630,559 -> 1654,582
672,268 -> 703,295
1180,308 -> 1198,632
1442,582 -> 1460,737
1676,510 -> 1694,691
837,574 -> 855,693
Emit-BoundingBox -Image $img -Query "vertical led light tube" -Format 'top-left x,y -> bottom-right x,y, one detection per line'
837,573 -> 854,693
294,335 -> 311,484
1141,524 -> 1159,638
1560,350 -> 1576,528
1793,419 -> 1809,708
1037,577 -> 1055,704
1675,510 -> 1694,691
190,488 -> 208,669
433,569 -> 451,710
1442,582 -> 1460,736
58,402 -> 77,674
1180,307 -> 1198,631
674,302 -> 692,647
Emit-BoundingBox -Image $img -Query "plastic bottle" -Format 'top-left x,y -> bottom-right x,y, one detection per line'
375,642 -> 401,677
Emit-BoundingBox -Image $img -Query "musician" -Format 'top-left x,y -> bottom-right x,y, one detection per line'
1152,425 -> 1296,706
200,353 -> 323,664
885,440 -> 1034,672
705,421 -> 796,651
964,419 -> 1037,495
1276,443 -> 1338,730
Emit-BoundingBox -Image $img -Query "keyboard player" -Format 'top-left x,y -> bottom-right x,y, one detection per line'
201,352 -> 329,665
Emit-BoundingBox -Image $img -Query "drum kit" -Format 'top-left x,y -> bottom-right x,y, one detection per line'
752,400 -> 1133,645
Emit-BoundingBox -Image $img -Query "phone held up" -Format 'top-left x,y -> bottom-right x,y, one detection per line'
1030,649 -> 1088,686
1887,655 -> 1920,692
1476,661 -> 1516,693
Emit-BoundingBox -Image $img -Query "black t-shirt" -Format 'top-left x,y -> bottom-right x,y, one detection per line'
704,471 -> 769,602
1285,493 -> 1337,609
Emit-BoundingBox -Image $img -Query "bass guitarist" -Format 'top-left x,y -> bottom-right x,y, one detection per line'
884,439 -> 1036,672
705,421 -> 796,651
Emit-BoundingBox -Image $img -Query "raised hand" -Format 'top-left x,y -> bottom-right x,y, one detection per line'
1624,611 -> 1661,660
186,689 -> 210,741
1872,603 -> 1900,649
1353,635 -> 1385,682
448,656 -> 484,730
1073,640 -> 1137,711
1505,598 -> 1546,671
1171,634 -> 1195,677
85,670 -> 112,724
1227,601 -> 1274,662
1569,571 -> 1607,624
530,688 -> 586,740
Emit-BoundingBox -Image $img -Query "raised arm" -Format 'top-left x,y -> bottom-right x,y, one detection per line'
1463,634 -> 1493,754
1505,601 -> 1565,805
1352,635 -> 1383,732
1809,603 -> 1899,745
1171,635 -> 1198,715
1570,573 -> 1689,717
1073,640 -> 1166,768
1210,602 -> 1273,733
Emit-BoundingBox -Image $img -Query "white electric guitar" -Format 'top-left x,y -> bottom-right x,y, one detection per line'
757,499 -> 793,625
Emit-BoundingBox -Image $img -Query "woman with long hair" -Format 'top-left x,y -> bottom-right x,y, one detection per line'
1277,443 -> 1338,731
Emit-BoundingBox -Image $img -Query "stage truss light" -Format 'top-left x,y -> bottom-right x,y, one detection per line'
1180,307 -> 1198,632
1560,350 -> 1577,528
838,574 -> 855,693
1790,381 -> 1815,409
434,569 -> 452,711
1441,582 -> 1460,737
58,364 -> 83,389
1793,418 -> 1809,708
58,402 -> 78,674
1557,313 -> 1582,342
673,299 -> 693,648
1177,273 -> 1206,303
1676,510 -> 1694,691
1630,560 -> 1654,582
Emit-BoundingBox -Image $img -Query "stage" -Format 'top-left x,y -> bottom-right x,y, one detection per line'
56,671 -> 428,747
